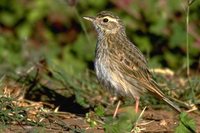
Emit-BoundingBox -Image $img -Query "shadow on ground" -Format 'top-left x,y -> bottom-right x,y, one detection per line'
24,85 -> 91,115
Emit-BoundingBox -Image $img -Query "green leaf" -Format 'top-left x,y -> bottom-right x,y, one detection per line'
150,18 -> 167,34
72,34 -> 95,61
16,23 -> 32,39
94,105 -> 105,117
169,23 -> 186,47
133,35 -> 152,53
104,109 -> 139,133
175,112 -> 196,133
0,12 -> 17,26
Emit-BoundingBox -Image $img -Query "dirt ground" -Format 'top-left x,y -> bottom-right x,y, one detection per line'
2,108 -> 199,133
1,78 -> 199,133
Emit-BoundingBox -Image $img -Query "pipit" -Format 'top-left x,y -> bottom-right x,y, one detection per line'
83,11 -> 181,115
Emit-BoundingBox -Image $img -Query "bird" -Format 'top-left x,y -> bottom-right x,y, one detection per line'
83,11 -> 181,115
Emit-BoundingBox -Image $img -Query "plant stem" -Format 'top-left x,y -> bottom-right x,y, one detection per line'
74,8 -> 91,46
186,0 -> 190,77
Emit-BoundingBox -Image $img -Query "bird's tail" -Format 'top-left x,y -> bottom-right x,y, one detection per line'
149,79 -> 181,113
162,97 -> 181,113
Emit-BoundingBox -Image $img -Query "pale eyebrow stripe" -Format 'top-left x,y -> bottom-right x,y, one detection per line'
103,16 -> 118,23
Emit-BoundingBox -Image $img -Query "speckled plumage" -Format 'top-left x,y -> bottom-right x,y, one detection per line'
83,11 -> 181,113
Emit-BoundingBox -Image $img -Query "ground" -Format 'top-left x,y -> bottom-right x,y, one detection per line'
1,103 -> 199,133
0,70 -> 199,133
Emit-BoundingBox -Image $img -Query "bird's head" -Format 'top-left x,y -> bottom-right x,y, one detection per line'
83,11 -> 125,35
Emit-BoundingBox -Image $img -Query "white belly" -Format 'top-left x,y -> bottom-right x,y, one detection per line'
95,59 -> 140,98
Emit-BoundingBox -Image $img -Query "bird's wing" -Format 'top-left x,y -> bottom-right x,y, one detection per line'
110,39 -> 181,112
111,40 -> 165,98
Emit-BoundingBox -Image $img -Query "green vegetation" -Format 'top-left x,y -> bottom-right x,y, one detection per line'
176,112 -> 196,133
0,0 -> 199,132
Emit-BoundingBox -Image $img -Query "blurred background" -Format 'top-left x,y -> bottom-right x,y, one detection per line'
0,1 -> 200,132
0,0 -> 200,78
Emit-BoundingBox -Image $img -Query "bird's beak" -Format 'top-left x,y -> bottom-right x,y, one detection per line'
83,16 -> 95,22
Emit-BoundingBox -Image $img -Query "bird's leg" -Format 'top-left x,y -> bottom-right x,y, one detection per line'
113,100 -> 121,118
135,96 -> 140,113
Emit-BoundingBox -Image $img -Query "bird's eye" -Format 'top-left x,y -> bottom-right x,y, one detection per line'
103,18 -> 108,23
